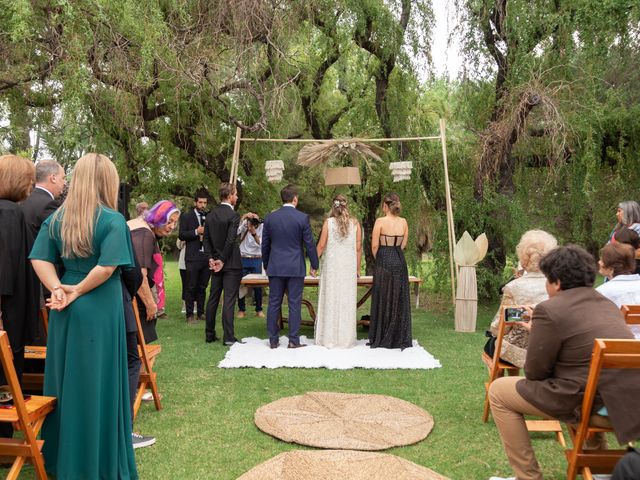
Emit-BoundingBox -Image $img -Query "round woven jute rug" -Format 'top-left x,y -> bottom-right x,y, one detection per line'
237,450 -> 449,480
254,392 -> 434,450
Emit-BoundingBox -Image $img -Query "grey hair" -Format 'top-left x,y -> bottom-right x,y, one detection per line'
35,160 -> 63,183
618,201 -> 640,226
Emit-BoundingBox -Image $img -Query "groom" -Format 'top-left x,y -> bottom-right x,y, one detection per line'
262,184 -> 319,349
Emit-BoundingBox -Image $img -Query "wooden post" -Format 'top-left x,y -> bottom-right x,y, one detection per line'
230,126 -> 242,185
439,118 -> 457,305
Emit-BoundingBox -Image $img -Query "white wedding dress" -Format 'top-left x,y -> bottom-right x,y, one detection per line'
315,218 -> 357,348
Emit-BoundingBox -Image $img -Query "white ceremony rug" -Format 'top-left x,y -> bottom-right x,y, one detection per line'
218,336 -> 441,370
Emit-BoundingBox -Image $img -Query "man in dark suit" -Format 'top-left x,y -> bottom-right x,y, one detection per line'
262,184 -> 319,349
203,183 -> 243,345
178,192 -> 210,324
20,160 -> 65,345
488,245 -> 640,480
20,159 -> 65,239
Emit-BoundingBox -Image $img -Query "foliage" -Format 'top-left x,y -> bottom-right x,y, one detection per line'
1,0 -> 640,298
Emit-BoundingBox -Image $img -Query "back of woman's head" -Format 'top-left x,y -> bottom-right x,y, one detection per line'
600,243 -> 636,277
0,154 -> 35,202
618,201 -> 640,226
53,153 -> 119,258
144,200 -> 180,228
383,192 -> 401,215
329,194 -> 352,238
516,230 -> 558,272
539,245 -> 597,290
614,227 -> 640,250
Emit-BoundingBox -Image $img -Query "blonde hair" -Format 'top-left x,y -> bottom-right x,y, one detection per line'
0,154 -> 35,202
329,194 -> 353,238
51,153 -> 119,258
516,230 -> 558,273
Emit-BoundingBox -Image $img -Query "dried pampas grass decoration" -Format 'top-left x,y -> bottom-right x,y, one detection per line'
296,141 -> 385,168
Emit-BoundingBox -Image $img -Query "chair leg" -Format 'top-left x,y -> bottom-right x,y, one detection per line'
482,388 -> 491,423
556,430 -> 566,448
148,372 -> 162,412
6,457 -> 25,480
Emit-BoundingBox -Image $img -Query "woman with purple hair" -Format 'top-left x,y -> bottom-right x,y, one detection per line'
127,200 -> 180,343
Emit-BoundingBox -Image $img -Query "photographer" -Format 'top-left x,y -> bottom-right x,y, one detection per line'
237,212 -> 264,318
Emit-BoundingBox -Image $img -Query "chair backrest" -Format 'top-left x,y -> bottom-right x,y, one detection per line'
575,339 -> 640,442
132,298 -> 153,373
621,305 -> 640,324
0,332 -> 31,432
40,307 -> 49,337
490,306 -> 528,370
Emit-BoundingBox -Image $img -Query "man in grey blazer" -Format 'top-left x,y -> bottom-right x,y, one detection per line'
488,245 -> 640,480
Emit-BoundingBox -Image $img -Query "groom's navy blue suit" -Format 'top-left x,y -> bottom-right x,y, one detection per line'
262,205 -> 319,345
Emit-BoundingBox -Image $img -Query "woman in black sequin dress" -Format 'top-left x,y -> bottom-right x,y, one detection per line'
368,192 -> 412,349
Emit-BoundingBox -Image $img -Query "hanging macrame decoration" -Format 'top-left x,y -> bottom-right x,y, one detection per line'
453,231 -> 488,332
389,161 -> 413,182
265,160 -> 285,182
297,140 -> 385,186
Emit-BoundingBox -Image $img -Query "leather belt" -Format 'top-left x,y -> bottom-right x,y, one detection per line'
242,255 -> 262,259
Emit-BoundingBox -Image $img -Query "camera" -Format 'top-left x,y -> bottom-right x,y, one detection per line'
249,217 -> 263,227
505,307 -> 526,321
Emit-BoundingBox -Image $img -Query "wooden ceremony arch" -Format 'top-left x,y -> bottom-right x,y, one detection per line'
228,118 -> 457,304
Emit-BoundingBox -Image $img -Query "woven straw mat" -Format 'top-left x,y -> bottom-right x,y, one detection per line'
254,392 -> 434,450
238,449 -> 449,480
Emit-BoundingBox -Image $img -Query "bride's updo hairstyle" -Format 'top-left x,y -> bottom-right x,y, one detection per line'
330,194 -> 352,238
383,192 -> 401,215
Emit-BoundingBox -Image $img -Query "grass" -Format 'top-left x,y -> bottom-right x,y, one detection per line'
5,261 -> 572,479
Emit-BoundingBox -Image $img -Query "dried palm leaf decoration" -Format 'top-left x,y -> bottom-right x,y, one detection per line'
296,141 -> 386,168
297,140 -> 386,186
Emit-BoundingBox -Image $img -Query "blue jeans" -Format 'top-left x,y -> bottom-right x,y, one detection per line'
238,257 -> 263,312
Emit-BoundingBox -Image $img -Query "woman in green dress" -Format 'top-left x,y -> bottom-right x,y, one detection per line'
30,153 -> 138,479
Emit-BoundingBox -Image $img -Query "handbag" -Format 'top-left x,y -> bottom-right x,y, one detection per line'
483,330 -> 496,357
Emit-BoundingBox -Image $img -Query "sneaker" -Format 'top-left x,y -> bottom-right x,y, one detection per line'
142,391 -> 162,402
132,432 -> 156,449
237,311 -> 246,318
256,311 -> 265,318
181,302 -> 186,314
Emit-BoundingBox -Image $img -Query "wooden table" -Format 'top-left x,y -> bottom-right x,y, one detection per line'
241,274 -> 422,328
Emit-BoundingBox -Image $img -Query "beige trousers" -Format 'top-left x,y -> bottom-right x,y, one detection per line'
488,376 -> 551,480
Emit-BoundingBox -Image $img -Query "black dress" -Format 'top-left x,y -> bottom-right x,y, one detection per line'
368,233 -> 412,349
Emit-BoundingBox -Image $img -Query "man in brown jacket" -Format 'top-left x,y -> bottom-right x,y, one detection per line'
488,245 -> 640,480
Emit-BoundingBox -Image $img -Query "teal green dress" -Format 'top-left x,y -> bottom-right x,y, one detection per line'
30,206 -> 138,479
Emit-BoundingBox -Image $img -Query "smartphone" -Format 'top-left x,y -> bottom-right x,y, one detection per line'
505,307 -> 526,322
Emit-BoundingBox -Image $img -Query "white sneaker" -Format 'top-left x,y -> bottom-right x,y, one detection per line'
142,391 -> 153,402
181,301 -> 186,314
132,432 -> 156,449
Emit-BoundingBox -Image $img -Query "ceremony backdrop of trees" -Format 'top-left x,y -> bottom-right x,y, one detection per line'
2,0 -> 639,299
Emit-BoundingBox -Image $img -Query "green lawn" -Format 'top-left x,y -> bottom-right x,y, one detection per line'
6,262 -> 573,479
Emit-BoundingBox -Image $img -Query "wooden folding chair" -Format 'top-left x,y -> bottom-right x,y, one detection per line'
565,338 -> 640,480
131,298 -> 162,420
621,304 -> 640,324
482,306 -> 566,446
0,331 -> 56,480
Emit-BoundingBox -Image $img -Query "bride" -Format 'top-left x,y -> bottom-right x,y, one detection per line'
314,195 -> 362,348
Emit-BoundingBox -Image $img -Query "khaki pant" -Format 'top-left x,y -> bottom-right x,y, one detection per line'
488,376 -> 551,480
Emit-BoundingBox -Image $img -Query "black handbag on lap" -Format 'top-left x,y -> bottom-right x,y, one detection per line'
484,330 -> 496,357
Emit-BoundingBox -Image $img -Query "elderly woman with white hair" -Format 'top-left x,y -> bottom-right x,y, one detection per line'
487,230 -> 558,367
